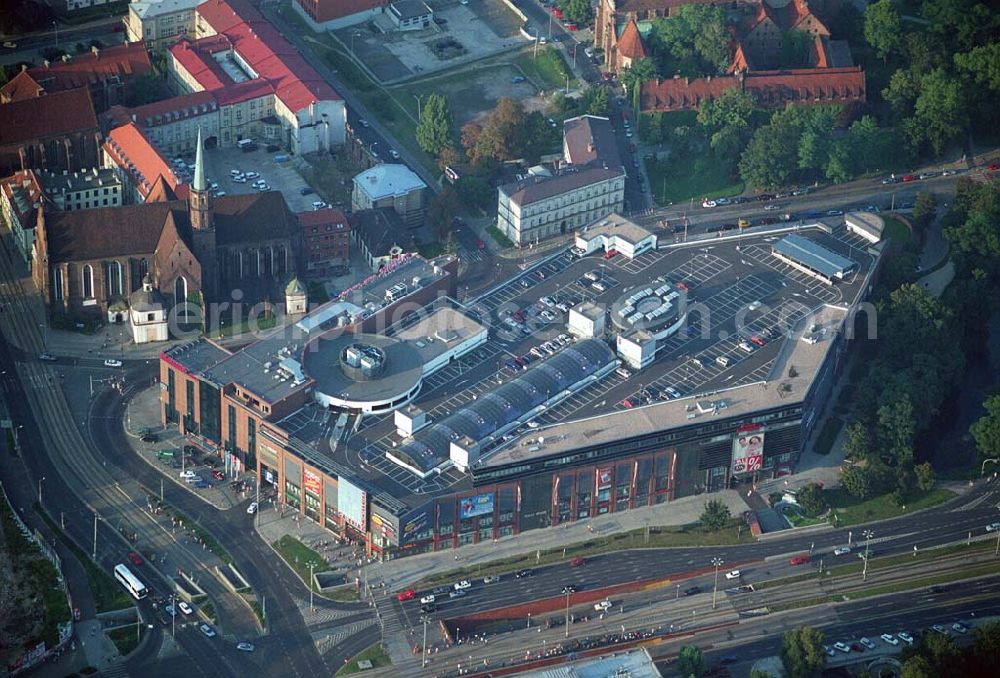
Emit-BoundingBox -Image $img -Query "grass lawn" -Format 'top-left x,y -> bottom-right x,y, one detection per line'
106,625 -> 146,656
784,509 -> 827,528
883,216 -> 911,245
273,535 -> 326,586
36,507 -> 132,612
486,224 -> 514,249
826,488 -> 956,527
512,47 -> 576,91
336,642 -> 391,675
326,586 -> 361,602
812,416 -> 843,456
644,152 -> 744,206
412,519 -> 752,589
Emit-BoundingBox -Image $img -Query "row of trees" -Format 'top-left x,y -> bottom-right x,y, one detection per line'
839,178 -> 1000,498
865,0 -> 1000,157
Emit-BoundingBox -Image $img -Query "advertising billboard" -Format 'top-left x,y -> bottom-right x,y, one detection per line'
400,504 -> 432,545
303,469 -> 322,497
596,467 -> 613,490
337,477 -> 367,529
459,493 -> 494,519
732,424 -> 765,475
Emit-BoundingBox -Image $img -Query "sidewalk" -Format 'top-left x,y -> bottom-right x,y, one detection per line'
364,490 -> 749,591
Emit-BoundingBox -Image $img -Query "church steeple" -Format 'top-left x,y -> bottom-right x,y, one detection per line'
189,127 -> 213,231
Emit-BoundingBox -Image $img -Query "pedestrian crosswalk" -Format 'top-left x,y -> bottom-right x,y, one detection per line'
313,618 -> 377,654
295,598 -> 358,626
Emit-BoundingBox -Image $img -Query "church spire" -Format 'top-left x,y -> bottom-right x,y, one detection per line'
193,127 -> 206,192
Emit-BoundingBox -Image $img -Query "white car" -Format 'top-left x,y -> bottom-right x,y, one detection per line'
594,600 -> 612,611
701,200 -> 717,208
833,642 -> 851,653
453,580 -> 471,591
763,204 -> 780,211
952,622 -> 968,634
986,522 -> 1000,532
833,546 -> 852,556
246,501 -> 258,514
38,353 -> 58,361
898,631 -> 914,644
199,623 -> 216,638
389,150 -> 400,159
245,172 -> 260,179
932,624 -> 948,635
229,169 -> 242,176
540,296 -> 555,307
104,359 -> 123,368
880,634 -> 899,645
747,300 -> 762,310
256,184 -> 271,191
665,387 -> 682,399
184,475 -> 203,484
724,570 -> 741,580
233,176 -> 247,183
859,637 -> 876,650
420,594 -> 436,604
179,470 -> 197,480
178,601 -> 194,615
236,642 -> 255,652
483,575 -> 500,584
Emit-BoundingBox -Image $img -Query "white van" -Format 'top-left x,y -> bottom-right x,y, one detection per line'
716,355 -> 731,367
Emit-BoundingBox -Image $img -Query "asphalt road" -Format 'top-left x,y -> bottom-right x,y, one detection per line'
0,18 -> 125,67
396,481 -> 1000,622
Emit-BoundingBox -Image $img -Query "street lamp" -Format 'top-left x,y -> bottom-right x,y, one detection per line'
711,556 -> 724,609
564,589 -> 571,637
414,94 -> 425,122
351,31 -> 362,56
38,476 -> 46,505
309,561 -> 316,612
862,529 -> 874,581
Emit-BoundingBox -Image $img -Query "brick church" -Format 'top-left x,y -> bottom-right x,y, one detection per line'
32,130 -> 300,325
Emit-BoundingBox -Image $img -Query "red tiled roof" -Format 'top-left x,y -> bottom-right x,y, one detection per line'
214,77 -> 275,105
103,122 -> 185,200
641,67 -> 866,112
729,41 -> 752,73
0,88 -> 98,146
298,208 -> 349,228
0,169 -> 46,227
0,70 -> 44,103
120,91 -> 219,128
22,43 -> 152,95
192,0 -> 341,112
617,18 -> 647,60
169,39 -> 230,91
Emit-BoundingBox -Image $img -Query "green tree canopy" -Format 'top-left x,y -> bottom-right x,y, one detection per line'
620,57 -> 658,99
955,43 -> 1000,92
914,462 -> 936,492
781,625 -> 826,678
697,88 -> 757,134
739,120 -> 800,188
700,499 -> 731,530
901,655 -> 934,678
796,483 -> 827,517
648,6 -> 731,77
416,94 -> 454,156
864,0 -> 903,61
911,68 -> 968,156
971,392 -> 1000,465
677,646 -> 707,678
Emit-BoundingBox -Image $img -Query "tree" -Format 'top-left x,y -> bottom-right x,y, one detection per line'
677,646 -> 706,678
586,86 -> 611,117
781,625 -> 826,678
560,0 -> 591,26
648,5 -> 730,76
700,499 -> 730,530
437,145 -> 460,172
739,121 -> 800,188
426,186 -> 459,241
842,422 -> 875,461
796,483 -> 827,517
460,122 -> 482,159
126,71 -> 165,107
912,191 -> 938,235
840,463 -> 886,500
749,670 -> 776,678
416,94 -> 454,156
919,630 -> 960,673
780,29 -> 813,68
620,57 -> 657,99
912,68 -> 968,156
454,175 -> 495,212
971,392 -> 1000,464
877,397 -> 916,467
955,43 -> 1000,92
697,88 -> 756,134
901,656 -> 934,678
914,462 -> 936,492
864,0 -> 902,61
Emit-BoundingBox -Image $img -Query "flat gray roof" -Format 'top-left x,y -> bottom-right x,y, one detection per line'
201,328 -> 311,404
521,648 -> 661,678
393,307 -> 486,365
577,212 -> 655,245
773,233 -> 856,278
303,332 -> 424,404
482,305 -> 847,468
163,338 -> 232,375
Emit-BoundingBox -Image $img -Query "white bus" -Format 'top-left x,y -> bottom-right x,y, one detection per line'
114,564 -> 148,600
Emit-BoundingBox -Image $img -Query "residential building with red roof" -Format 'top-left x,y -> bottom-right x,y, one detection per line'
292,0 -> 387,30
0,169 -> 46,265
102,121 -> 188,203
641,66 -> 865,112
298,208 -> 350,277
161,0 -> 345,154
0,43 -> 152,113
0,88 -> 101,176
614,17 -> 647,71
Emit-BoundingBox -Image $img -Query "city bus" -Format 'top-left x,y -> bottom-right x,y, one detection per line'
114,564 -> 148,600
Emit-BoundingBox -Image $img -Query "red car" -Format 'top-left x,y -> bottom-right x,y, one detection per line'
988,163 -> 1000,171
476,239 -> 486,251
397,589 -> 416,601
128,551 -> 143,566
211,469 -> 225,480
565,23 -> 578,30
604,249 -> 617,259
621,398 -> 634,408
902,174 -> 918,182
676,281 -> 689,291
551,7 -> 562,18
749,335 -> 767,347
789,555 -> 810,566
570,556 -> 587,567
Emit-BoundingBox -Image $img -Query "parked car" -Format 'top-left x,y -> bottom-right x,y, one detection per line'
725,570 -> 741,580
128,551 -> 143,566
985,522 -> 1000,532
483,575 -> 501,584
514,570 -> 532,578
104,359 -> 123,368
449,589 -> 466,599
859,637 -> 876,650
952,622 -> 969,634
881,633 -> 899,645
684,586 -> 700,596
561,585 -> 578,594
593,600 -> 612,611
38,353 -> 58,361
420,594 -> 436,604
898,631 -> 914,644
199,624 -> 217,638
236,642 -> 255,652
397,589 -> 416,601
178,601 -> 194,615
833,642 -> 851,653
